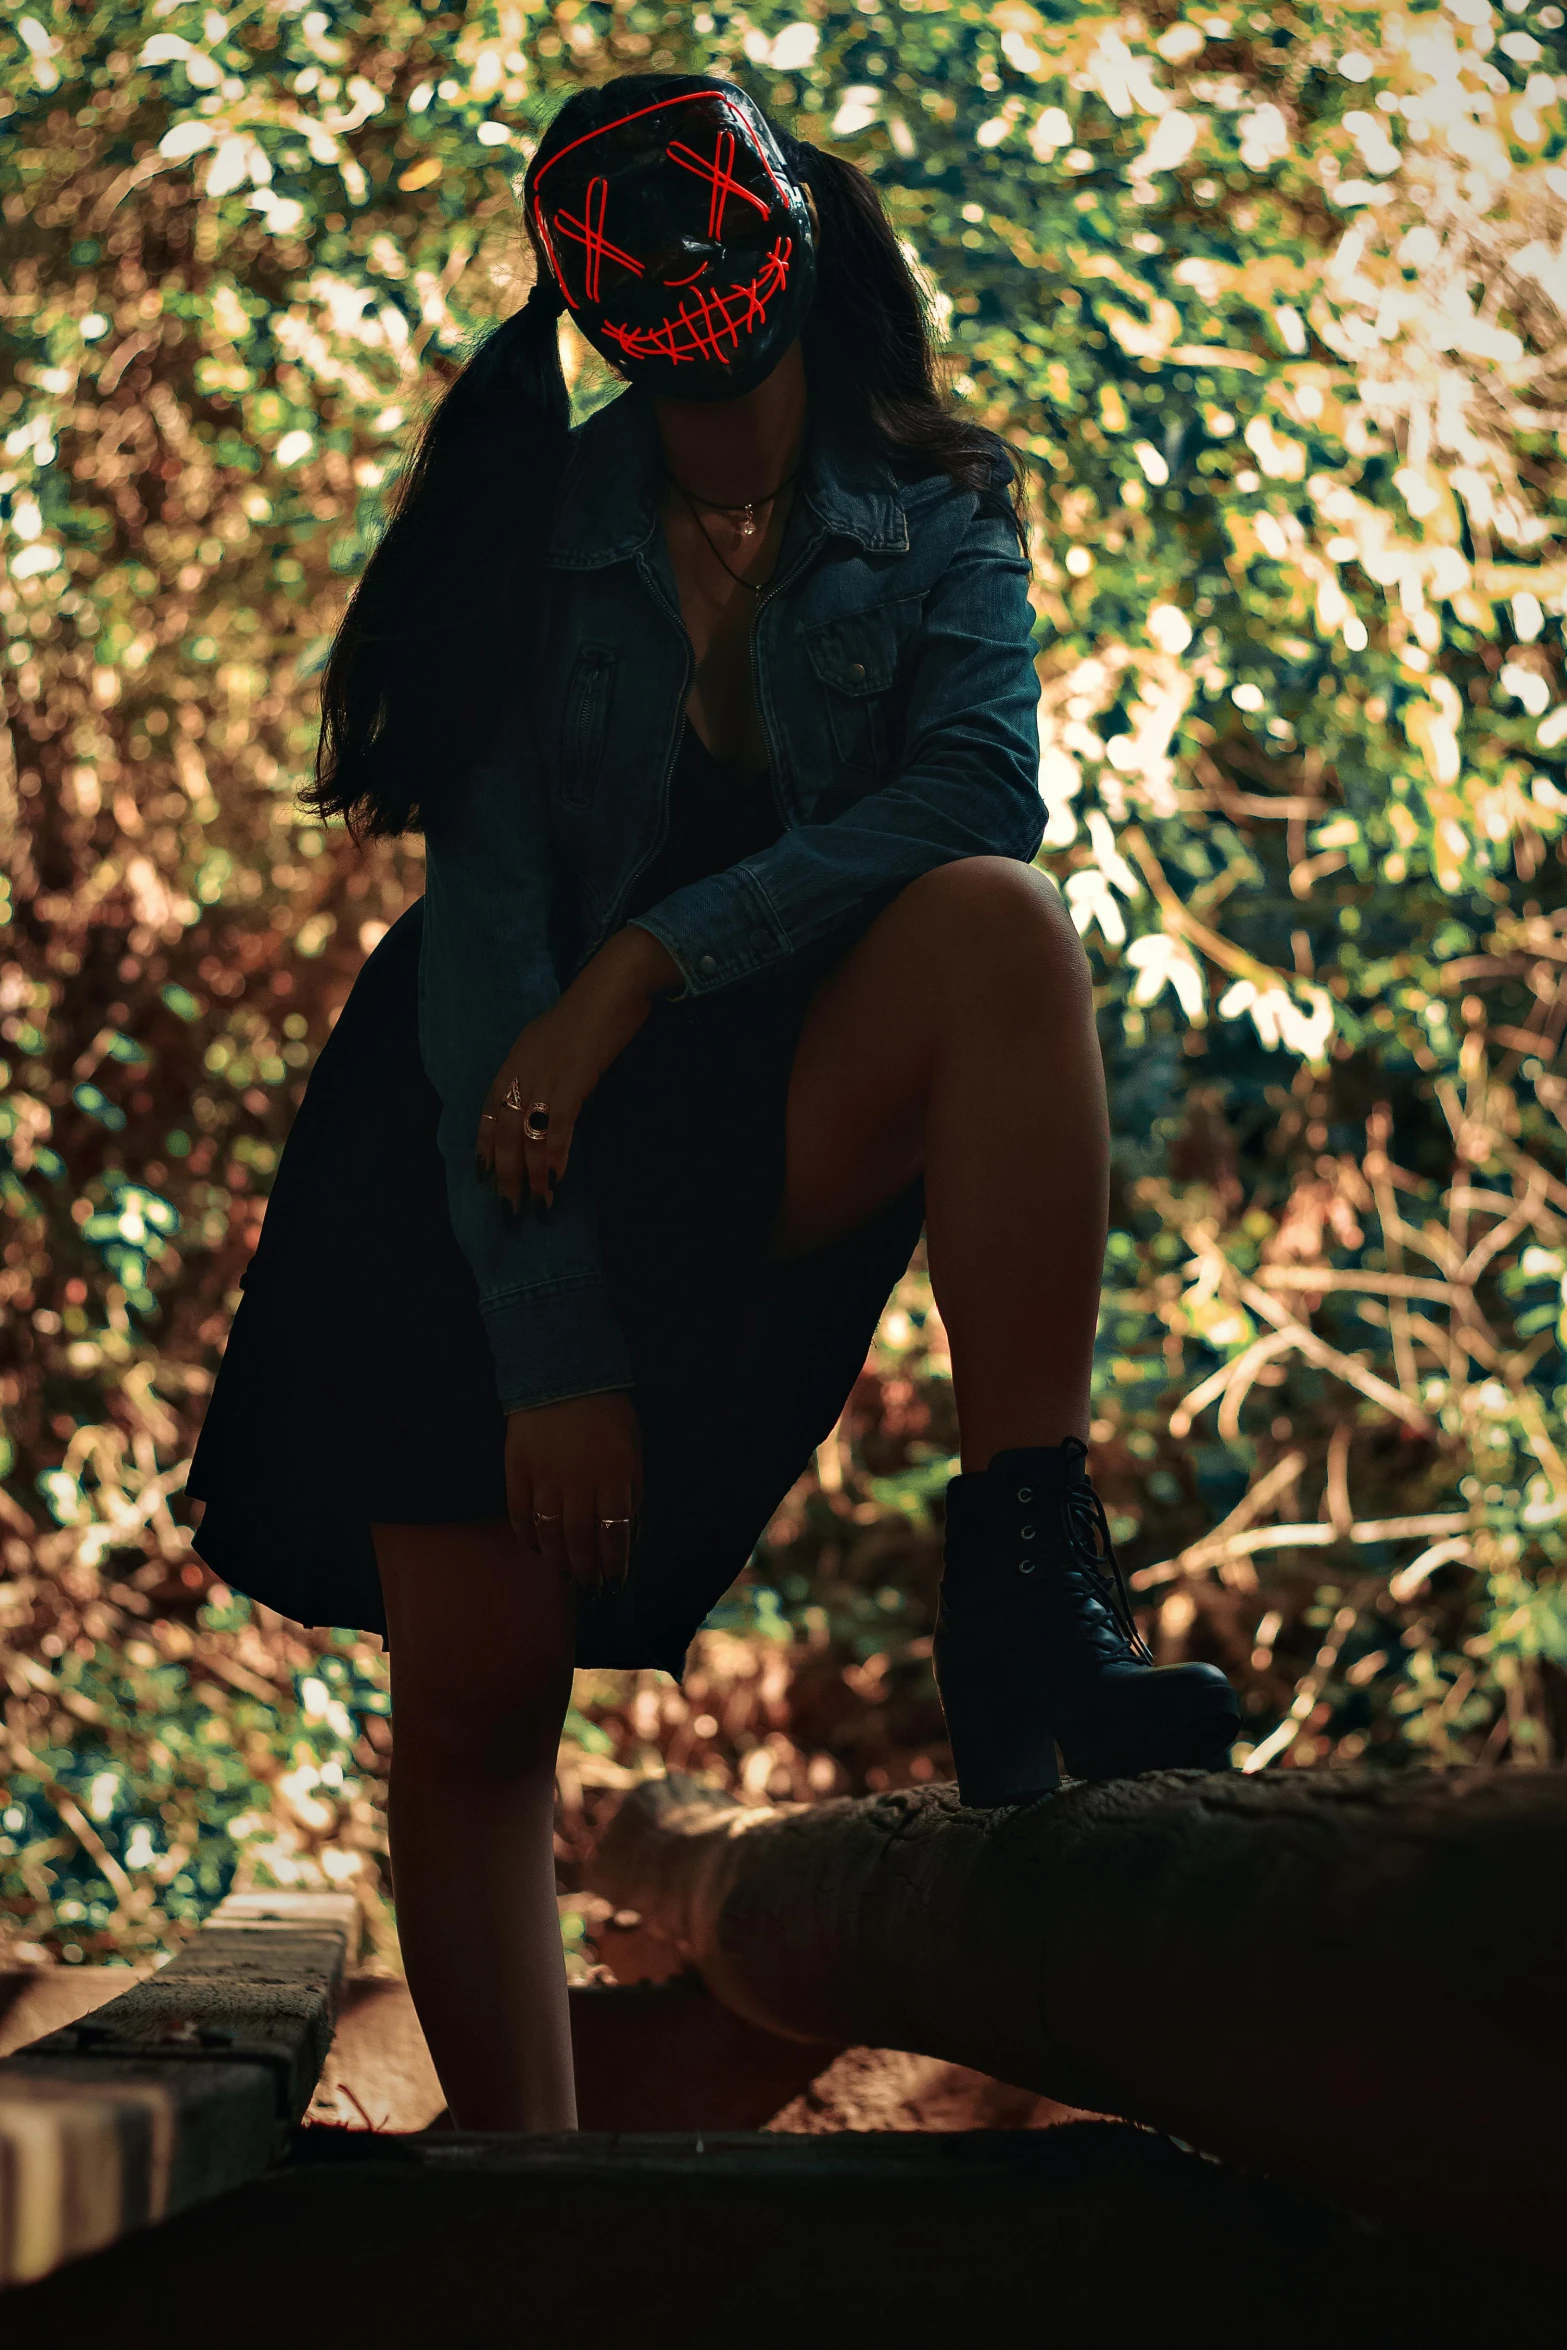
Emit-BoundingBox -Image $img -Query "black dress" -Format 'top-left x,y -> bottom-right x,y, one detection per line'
188,724 -> 925,1676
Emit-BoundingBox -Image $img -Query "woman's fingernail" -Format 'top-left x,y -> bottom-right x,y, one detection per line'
534,1194 -> 548,1225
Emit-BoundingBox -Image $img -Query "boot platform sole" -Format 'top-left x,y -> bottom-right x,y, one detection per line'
1062,1718 -> 1239,1785
957,1736 -> 1237,1811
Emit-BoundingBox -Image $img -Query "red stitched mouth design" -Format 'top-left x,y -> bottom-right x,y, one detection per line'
599,236 -> 793,368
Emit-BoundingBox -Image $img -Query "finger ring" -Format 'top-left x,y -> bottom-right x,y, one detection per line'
504,1081 -> 551,1142
597,1515 -> 632,1528
533,1509 -> 563,1524
479,1110 -> 496,1123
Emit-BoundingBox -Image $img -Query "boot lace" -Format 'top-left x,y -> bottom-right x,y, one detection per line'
1051,1438 -> 1156,1666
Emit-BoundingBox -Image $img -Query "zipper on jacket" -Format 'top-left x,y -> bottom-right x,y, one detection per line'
748,508 -> 826,831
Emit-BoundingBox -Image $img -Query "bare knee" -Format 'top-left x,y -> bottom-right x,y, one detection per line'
900,854 -> 1072,940
375,1522 -> 574,1788
394,1671 -> 572,1786
896,856 -> 1087,999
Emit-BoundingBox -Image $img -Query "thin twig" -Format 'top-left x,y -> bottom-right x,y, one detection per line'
1136,1512 -> 1472,1590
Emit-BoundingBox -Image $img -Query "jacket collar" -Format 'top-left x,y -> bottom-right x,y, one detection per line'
545,386 -> 909,568
800,409 -> 910,556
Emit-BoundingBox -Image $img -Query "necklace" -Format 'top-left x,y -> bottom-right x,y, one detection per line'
672,475 -> 792,599
664,460 -> 802,541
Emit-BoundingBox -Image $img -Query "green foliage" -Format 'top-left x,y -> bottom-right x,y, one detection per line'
3,1 -> 1567,1961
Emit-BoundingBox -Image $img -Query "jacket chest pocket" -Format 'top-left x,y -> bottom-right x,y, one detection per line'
803,599 -> 919,776
558,642 -> 616,810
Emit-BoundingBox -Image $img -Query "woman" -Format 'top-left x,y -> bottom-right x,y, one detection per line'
190,73 -> 1239,2131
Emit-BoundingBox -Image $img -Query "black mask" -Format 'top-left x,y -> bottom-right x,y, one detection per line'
527,84 -> 816,401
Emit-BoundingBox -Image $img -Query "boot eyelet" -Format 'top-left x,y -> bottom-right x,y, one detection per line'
1019,1523 -> 1036,1540
1016,1485 -> 1033,1503
1018,1557 -> 1037,1574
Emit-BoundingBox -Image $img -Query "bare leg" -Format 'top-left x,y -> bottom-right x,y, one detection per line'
771,857 -> 1108,1470
373,1520 -> 577,2131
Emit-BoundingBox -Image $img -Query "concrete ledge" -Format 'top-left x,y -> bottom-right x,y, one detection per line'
0,1891 -> 357,2288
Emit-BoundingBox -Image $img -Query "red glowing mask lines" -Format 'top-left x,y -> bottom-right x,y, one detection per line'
550,175 -> 645,306
676,282 -> 734,364
528,97 -> 801,324
529,89 -> 792,200
599,238 -> 792,368
664,129 -> 770,240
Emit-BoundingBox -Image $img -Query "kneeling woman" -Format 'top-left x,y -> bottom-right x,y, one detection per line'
190,72 -> 1238,2130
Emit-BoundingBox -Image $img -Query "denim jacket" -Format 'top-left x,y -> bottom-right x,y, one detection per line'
418,388 -> 1043,1414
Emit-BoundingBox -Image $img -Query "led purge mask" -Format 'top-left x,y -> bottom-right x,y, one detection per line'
527,84 -> 816,401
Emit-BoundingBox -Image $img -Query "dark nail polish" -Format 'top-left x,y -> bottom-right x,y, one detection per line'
503,1198 -> 520,1227
534,1194 -> 548,1225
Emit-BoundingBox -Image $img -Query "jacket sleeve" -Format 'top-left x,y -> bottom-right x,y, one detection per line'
624,504 -> 1042,998
419,714 -> 634,1414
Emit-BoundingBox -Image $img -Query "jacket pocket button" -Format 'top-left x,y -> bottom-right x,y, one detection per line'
699,953 -> 718,974
846,660 -> 866,682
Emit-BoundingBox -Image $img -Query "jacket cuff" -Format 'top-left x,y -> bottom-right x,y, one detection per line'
482,1279 -> 635,1414
624,866 -> 792,998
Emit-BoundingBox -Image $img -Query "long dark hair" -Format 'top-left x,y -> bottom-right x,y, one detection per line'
311,73 -> 1023,839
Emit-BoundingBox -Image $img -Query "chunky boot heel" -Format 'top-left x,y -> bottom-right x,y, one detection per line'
934,1438 -> 1240,1807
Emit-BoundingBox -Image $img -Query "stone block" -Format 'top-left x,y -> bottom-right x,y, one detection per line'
0,1890 -> 357,2288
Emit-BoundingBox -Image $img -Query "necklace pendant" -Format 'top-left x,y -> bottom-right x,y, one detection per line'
739,503 -> 756,538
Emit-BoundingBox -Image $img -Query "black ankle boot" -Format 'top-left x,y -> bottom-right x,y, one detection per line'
933,1438 -> 1240,1807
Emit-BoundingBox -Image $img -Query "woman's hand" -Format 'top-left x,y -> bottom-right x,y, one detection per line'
478,926 -> 682,1213
507,1391 -> 643,1589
